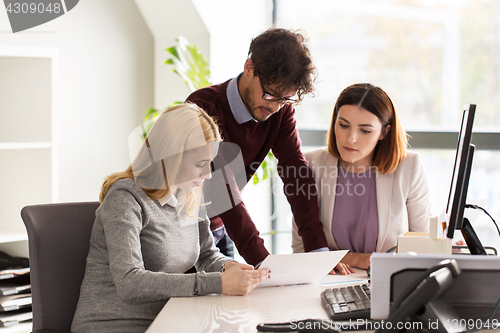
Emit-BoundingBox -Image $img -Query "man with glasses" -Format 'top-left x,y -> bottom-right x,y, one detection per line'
186,27 -> 329,267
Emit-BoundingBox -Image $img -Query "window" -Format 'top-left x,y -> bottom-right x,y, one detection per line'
276,0 -> 500,131
273,0 -> 500,252
195,1 -> 500,256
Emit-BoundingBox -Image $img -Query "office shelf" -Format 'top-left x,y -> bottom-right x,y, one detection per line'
0,46 -> 58,333
0,232 -> 28,245
0,47 -> 57,254
0,142 -> 51,150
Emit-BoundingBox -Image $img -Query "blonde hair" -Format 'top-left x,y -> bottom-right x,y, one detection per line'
100,103 -> 221,216
327,83 -> 407,174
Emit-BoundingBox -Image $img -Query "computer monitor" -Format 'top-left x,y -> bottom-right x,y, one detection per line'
445,104 -> 486,254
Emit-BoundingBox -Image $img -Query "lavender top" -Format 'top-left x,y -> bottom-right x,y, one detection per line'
331,163 -> 379,253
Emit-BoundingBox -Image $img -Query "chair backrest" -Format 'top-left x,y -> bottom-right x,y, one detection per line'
21,202 -> 100,332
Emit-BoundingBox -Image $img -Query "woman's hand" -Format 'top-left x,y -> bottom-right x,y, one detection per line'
342,252 -> 371,270
329,262 -> 355,275
221,262 -> 270,296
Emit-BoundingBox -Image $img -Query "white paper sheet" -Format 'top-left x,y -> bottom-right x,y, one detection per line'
258,250 -> 348,287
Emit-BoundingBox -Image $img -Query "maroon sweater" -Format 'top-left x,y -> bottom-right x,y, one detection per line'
187,79 -> 328,265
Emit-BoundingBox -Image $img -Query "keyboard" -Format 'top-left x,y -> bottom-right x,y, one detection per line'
321,284 -> 371,320
452,245 -> 498,255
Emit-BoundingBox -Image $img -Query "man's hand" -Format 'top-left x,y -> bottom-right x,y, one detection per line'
221,262 -> 270,296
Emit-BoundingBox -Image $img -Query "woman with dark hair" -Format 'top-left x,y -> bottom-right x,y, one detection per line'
292,83 -> 432,273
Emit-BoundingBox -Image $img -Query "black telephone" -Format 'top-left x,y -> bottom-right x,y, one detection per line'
376,259 -> 462,333
257,260 -> 462,333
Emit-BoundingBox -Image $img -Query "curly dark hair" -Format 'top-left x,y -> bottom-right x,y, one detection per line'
248,27 -> 317,102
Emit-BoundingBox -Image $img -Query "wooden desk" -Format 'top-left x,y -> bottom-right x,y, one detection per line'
146,270 -> 368,333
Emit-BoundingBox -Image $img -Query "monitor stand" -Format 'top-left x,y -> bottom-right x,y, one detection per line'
461,218 -> 487,255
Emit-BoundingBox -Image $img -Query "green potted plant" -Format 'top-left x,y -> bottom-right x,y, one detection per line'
144,36 -> 211,122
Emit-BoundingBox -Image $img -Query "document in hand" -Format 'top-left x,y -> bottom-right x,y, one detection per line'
258,250 -> 348,287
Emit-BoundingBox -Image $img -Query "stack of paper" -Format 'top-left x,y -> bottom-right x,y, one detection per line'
0,294 -> 32,312
0,309 -> 32,327
0,267 -> 29,280
0,261 -> 32,328
0,274 -> 30,296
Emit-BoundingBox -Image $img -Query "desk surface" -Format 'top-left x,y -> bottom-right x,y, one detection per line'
146,270 -> 368,333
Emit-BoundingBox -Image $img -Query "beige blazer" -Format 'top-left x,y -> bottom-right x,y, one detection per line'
292,148 -> 432,253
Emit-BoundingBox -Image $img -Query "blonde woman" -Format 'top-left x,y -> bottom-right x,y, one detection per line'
71,103 -> 269,333
292,84 -> 432,274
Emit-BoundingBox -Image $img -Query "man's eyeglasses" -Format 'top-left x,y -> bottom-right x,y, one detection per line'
259,78 -> 298,106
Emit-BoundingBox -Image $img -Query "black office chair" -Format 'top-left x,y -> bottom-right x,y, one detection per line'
21,202 -> 100,333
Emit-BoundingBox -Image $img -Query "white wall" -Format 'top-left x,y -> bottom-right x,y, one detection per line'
135,0 -> 273,111
192,0 -> 272,84
134,0 -> 210,111
0,0 -> 154,202
0,0 -> 250,203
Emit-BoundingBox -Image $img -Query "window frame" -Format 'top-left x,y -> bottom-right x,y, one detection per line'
299,130 -> 500,151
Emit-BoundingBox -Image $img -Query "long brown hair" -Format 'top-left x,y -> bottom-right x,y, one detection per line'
99,103 -> 221,216
327,83 -> 408,174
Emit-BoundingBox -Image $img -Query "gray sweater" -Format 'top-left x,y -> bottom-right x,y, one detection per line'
71,179 -> 232,333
